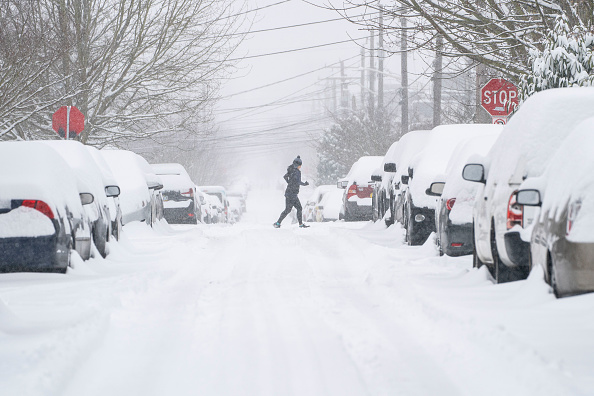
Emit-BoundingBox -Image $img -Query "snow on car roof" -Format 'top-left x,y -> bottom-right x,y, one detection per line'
488,87 -> 594,186
40,140 -> 109,207
381,130 -> 431,188
100,149 -> 153,216
0,141 -> 83,217
85,145 -> 118,187
409,124 -> 502,208
534,116 -> 594,242
346,156 -> 384,184
151,163 -> 194,191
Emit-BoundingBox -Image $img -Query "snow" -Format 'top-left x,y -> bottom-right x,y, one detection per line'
151,163 -> 195,191
442,132 -> 502,225
0,141 -> 84,220
345,156 -> 384,185
319,188 -> 343,220
531,116 -> 594,242
1,189 -> 594,395
409,124 -> 503,209
100,150 -> 156,221
0,207 -> 55,237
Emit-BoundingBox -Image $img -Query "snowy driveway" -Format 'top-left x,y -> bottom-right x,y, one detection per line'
1,190 -> 594,396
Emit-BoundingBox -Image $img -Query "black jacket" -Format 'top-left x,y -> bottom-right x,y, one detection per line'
284,164 -> 307,197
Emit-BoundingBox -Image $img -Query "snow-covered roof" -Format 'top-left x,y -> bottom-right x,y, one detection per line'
487,87 -> 594,187
409,124 -> 503,209
346,156 -> 384,185
0,141 -> 83,218
151,163 -> 194,192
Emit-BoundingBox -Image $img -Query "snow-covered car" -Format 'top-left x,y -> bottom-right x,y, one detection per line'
200,186 -> 229,223
372,140 -> 401,223
228,195 -> 243,223
405,124 -> 501,246
101,150 -> 164,226
315,188 -> 344,222
227,191 -> 247,217
205,194 -> 225,223
386,130 -> 431,227
41,140 -> 113,258
151,163 -> 199,225
85,146 -> 123,241
515,116 -> 594,297
0,141 -> 93,272
197,189 -> 214,224
433,132 -> 501,257
338,156 -> 384,221
304,185 -> 334,222
463,88 -> 594,283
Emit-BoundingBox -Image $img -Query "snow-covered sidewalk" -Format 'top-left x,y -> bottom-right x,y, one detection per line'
1,190 -> 593,396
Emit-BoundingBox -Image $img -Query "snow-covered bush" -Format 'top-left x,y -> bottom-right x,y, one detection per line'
520,15 -> 594,100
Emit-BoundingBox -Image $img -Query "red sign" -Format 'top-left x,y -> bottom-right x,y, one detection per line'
52,106 -> 84,139
481,78 -> 518,117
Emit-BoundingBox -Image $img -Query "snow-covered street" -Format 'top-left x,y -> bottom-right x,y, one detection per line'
2,189 -> 594,396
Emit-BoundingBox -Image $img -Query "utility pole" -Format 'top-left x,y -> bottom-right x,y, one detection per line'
360,47 -> 366,109
401,17 -> 409,134
369,30 -> 376,114
433,34 -> 443,127
378,6 -> 384,110
332,78 -> 337,113
341,60 -> 348,112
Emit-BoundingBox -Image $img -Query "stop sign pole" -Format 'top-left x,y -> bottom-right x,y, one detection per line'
480,78 -> 518,125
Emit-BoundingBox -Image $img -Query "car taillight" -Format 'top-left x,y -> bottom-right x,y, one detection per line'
446,198 -> 456,211
567,200 -> 582,236
506,191 -> 523,230
181,189 -> 194,198
19,200 -> 54,219
347,184 -> 357,199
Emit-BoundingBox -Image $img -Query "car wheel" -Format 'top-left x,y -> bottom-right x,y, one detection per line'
547,253 -> 560,298
491,221 -> 516,283
472,223 -> 484,269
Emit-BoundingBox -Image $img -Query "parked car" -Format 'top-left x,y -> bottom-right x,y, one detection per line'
200,186 -> 229,223
338,156 -> 384,221
101,150 -> 164,226
315,188 -> 344,222
372,140 -> 402,223
228,196 -> 243,223
228,190 -> 247,216
151,163 -> 199,225
463,87 -> 594,283
41,140 -> 113,258
0,141 -> 93,273
516,116 -> 594,297
197,189 -> 214,224
304,185 -> 335,222
404,124 -> 500,246
85,146 -> 123,241
433,132 -> 501,256
386,130 -> 431,227
205,194 -> 225,223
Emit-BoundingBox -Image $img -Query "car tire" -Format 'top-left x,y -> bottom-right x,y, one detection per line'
547,252 -> 560,298
491,221 -> 518,283
472,224 -> 484,269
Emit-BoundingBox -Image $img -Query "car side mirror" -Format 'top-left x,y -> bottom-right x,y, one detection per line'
105,185 -> 120,197
80,193 -> 94,205
148,182 -> 164,191
408,167 -> 414,178
516,189 -> 542,206
384,163 -> 396,173
462,163 -> 486,183
401,175 -> 409,185
337,180 -> 348,189
426,182 -> 445,197
371,175 -> 382,182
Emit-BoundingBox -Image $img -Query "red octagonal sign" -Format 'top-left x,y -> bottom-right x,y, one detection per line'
481,78 -> 518,117
52,106 -> 85,139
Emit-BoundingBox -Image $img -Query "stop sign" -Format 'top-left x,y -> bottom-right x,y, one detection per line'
52,106 -> 85,139
481,78 -> 518,117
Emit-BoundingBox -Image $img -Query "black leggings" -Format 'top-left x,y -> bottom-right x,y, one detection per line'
277,196 -> 303,224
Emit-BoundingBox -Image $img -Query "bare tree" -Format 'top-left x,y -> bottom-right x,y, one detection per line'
0,0 -> 247,146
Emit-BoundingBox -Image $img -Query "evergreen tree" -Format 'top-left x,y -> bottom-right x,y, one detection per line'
520,14 -> 594,100
317,108 -> 396,184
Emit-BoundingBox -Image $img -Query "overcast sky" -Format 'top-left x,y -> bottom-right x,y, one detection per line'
215,0 -> 408,187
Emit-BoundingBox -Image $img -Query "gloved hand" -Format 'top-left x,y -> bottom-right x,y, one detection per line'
304,181 -> 309,186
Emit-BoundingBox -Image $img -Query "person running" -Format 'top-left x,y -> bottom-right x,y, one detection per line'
273,155 -> 310,228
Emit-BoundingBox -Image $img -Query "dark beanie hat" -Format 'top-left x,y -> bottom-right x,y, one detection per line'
293,155 -> 302,166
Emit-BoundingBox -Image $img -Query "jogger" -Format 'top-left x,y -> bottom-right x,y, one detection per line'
274,155 -> 309,228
